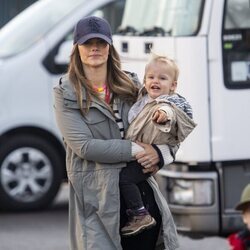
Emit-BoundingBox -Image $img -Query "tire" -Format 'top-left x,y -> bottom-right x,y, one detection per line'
0,134 -> 63,211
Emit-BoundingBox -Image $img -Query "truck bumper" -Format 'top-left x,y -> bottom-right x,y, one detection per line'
156,162 -> 248,234
156,166 -> 220,234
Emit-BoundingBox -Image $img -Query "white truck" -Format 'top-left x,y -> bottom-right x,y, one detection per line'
0,0 -> 125,210
1,0 -> 249,236
113,0 -> 250,235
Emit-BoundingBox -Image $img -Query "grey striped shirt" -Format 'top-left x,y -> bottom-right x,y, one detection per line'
128,93 -> 193,124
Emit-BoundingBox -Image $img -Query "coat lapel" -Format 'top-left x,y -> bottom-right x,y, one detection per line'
60,75 -> 116,122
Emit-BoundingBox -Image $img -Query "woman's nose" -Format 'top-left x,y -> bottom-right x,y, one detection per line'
90,43 -> 98,50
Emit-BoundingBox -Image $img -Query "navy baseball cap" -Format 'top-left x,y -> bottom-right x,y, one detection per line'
73,16 -> 112,45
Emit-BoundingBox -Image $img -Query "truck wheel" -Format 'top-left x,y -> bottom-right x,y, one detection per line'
0,134 -> 63,211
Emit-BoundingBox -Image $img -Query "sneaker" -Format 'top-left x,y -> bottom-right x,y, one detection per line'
121,209 -> 156,237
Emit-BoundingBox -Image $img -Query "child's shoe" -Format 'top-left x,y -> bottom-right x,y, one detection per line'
121,208 -> 156,237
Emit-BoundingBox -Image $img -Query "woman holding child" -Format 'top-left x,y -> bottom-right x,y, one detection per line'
53,16 -> 180,250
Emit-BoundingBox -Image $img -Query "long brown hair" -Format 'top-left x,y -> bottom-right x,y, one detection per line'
67,44 -> 138,115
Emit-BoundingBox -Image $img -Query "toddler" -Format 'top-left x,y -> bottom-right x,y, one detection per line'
120,53 -> 196,237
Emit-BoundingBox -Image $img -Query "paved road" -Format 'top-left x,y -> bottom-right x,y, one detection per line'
0,183 -> 229,250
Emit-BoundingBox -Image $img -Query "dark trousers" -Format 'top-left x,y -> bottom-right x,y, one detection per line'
119,161 -> 150,209
120,180 -> 162,250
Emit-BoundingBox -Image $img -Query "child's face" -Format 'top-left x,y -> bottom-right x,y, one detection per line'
144,61 -> 177,99
243,207 -> 250,230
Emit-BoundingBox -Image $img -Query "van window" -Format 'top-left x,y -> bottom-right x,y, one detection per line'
91,1 -> 125,34
222,0 -> 250,89
0,0 -> 84,58
43,0 -> 125,75
224,0 -> 250,29
119,0 -> 204,36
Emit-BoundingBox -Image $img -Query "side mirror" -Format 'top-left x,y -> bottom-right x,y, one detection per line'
54,40 -> 72,65
43,39 -> 72,74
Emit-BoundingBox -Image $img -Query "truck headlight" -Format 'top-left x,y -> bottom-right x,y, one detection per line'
168,179 -> 214,206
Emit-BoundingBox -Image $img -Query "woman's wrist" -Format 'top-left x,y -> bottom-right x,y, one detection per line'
131,141 -> 145,157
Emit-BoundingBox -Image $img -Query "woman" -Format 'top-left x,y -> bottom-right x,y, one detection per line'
53,16 -> 178,250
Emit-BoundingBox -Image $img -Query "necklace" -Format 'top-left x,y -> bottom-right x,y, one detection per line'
93,84 -> 106,92
93,84 -> 110,103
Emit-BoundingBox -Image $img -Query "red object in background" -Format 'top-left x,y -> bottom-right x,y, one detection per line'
228,233 -> 246,250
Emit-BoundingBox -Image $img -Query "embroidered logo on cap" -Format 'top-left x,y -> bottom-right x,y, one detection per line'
88,18 -> 101,32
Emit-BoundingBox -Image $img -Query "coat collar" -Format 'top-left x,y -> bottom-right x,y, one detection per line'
60,74 -> 117,121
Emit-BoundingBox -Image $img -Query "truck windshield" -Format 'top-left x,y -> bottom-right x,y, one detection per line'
0,0 -> 85,58
120,0 -> 204,36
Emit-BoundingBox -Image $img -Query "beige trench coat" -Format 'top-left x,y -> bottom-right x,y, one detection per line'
126,97 -> 197,145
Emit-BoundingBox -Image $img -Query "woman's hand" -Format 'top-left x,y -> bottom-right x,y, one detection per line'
142,165 -> 159,175
135,141 -> 160,169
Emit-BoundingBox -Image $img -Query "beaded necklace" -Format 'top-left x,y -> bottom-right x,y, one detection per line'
93,84 -> 110,103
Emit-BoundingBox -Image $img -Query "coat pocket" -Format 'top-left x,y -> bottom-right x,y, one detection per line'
83,109 -> 111,139
63,98 -> 80,109
83,108 -> 106,124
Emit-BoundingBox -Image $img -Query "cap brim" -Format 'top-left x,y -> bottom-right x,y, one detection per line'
235,200 -> 250,211
76,33 -> 112,45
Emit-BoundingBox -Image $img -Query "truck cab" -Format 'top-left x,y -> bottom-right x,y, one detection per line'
113,0 -> 250,234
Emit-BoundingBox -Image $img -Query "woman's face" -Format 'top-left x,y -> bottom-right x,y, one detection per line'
78,38 -> 109,68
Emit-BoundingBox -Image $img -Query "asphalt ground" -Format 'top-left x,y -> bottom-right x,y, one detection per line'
0,183 -> 229,250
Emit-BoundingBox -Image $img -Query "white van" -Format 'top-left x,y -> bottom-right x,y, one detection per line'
0,0 -> 125,210
113,0 -> 250,235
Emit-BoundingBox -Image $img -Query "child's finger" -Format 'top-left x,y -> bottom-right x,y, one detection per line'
152,111 -> 159,121
160,112 -> 168,122
152,110 -> 160,121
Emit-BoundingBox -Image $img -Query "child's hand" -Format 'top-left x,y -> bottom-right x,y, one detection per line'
152,110 -> 168,124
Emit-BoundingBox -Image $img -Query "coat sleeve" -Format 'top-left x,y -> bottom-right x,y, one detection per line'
53,86 -> 132,163
155,144 -> 176,167
152,104 -> 179,166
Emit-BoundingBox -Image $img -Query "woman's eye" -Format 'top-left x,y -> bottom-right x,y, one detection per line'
97,40 -> 108,46
83,40 -> 91,45
83,39 -> 107,46
99,40 -> 107,44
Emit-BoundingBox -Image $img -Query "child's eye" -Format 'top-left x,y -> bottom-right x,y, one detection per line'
160,76 -> 168,80
147,76 -> 154,79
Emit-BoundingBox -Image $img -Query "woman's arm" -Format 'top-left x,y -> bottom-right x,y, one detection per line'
53,86 -> 132,163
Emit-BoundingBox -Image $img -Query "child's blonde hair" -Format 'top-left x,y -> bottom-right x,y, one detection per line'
145,52 -> 179,82
140,52 -> 179,97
